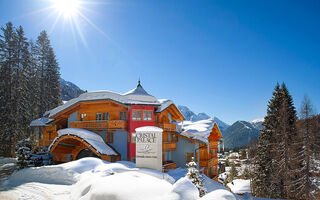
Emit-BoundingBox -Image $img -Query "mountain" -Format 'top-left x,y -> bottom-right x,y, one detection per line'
213,117 -> 231,133
60,78 -> 85,101
249,118 -> 264,130
222,120 -> 262,149
177,105 -> 230,132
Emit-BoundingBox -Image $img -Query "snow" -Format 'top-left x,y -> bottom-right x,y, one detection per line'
201,189 -> 237,200
49,128 -> 118,156
0,157 -> 17,179
30,117 -> 54,126
0,157 -> 277,200
135,126 -> 163,132
123,84 -> 158,103
172,177 -> 199,200
0,158 -> 189,200
178,118 -> 218,144
44,89 -> 161,118
156,99 -> 174,112
250,118 -> 264,123
227,179 -> 251,194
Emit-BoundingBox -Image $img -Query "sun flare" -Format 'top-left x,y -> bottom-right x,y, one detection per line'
52,0 -> 80,18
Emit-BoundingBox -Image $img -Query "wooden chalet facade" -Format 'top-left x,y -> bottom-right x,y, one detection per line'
30,81 -> 222,179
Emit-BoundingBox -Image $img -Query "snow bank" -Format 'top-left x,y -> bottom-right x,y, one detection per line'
201,189 -> 237,200
227,179 -> 251,194
3,165 -> 77,186
0,158 -> 193,200
172,177 -> 199,200
71,171 -> 179,200
1,158 -> 250,200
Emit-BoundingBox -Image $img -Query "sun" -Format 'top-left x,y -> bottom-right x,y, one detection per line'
51,0 -> 80,18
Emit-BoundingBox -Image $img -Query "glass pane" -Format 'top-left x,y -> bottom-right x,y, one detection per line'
137,111 -> 141,120
148,111 -> 152,120
143,111 -> 147,120
132,111 -> 136,120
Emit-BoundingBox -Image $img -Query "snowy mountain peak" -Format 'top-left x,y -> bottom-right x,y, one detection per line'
60,78 -> 85,101
177,105 -> 230,132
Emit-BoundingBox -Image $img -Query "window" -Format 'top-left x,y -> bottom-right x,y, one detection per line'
137,111 -> 142,120
80,113 -> 86,121
107,132 -> 114,144
102,112 -> 109,120
195,151 -> 198,162
186,152 -> 194,162
131,133 -> 136,143
96,113 -> 102,120
210,167 -> 213,176
143,111 -> 148,120
110,156 -> 115,162
172,134 -> 178,142
120,112 -> 127,120
143,111 -> 152,120
132,111 -> 137,120
210,149 -> 216,157
148,111 -> 152,120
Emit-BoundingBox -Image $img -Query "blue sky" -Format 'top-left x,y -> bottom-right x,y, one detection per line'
0,0 -> 319,124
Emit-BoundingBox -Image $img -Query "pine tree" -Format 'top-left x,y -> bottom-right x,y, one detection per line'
45,47 -> 61,109
34,30 -> 61,115
186,157 -> 207,197
252,83 -> 282,198
0,22 -> 17,156
14,26 -> 33,141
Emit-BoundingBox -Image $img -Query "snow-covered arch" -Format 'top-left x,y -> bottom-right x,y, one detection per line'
49,128 -> 118,162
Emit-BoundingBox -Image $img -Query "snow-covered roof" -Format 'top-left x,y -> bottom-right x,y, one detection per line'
156,99 -> 174,112
49,128 -> 118,156
123,82 -> 158,103
30,117 -> 54,127
45,89 -> 160,118
44,82 -> 180,118
178,118 -> 219,144
135,126 -> 163,132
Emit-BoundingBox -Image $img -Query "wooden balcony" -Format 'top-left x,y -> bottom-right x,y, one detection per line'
162,142 -> 177,152
156,122 -> 177,132
70,120 -> 127,130
163,161 -> 177,172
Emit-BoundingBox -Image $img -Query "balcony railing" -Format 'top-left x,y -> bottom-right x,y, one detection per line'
156,122 -> 177,132
70,120 -> 127,130
162,142 -> 177,152
163,161 -> 177,172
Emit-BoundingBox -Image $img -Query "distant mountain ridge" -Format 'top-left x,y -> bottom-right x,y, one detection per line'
177,105 -> 230,132
222,119 -> 264,149
60,78 -> 85,101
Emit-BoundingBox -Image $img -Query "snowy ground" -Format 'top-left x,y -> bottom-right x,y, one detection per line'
0,157 -> 275,200
0,157 -> 17,179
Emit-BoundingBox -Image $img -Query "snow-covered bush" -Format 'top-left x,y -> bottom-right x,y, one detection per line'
186,157 -> 207,197
16,139 -> 33,169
